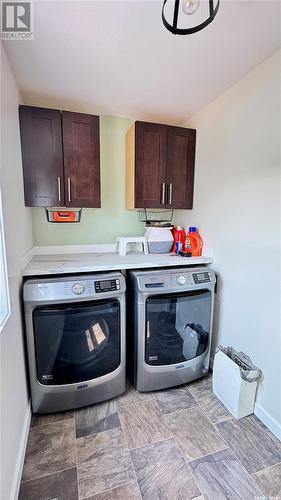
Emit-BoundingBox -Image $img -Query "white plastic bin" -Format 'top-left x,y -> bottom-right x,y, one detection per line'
213,347 -> 261,419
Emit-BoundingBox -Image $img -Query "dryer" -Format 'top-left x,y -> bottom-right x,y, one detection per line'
127,267 -> 216,392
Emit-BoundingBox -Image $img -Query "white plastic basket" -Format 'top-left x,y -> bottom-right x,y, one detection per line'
213,348 -> 261,419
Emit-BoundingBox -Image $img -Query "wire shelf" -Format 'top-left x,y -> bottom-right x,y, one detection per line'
138,209 -> 174,225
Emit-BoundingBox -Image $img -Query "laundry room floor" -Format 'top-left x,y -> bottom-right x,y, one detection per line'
19,374 -> 281,500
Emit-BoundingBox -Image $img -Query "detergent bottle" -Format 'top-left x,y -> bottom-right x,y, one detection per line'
184,227 -> 203,256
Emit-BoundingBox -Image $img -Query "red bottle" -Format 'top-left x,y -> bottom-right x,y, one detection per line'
171,225 -> 185,253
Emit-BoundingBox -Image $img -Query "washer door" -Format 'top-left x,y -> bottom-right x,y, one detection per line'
145,290 -> 211,366
33,299 -> 120,385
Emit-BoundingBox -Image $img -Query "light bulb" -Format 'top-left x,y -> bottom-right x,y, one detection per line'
182,0 -> 200,15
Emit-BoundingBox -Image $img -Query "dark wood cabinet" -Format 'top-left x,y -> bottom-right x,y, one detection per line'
166,126 -> 196,209
126,121 -> 196,209
19,106 -> 64,207
19,106 -> 101,208
62,112 -> 100,208
135,122 -> 167,208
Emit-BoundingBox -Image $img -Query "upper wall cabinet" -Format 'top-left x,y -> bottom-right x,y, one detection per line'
19,106 -> 64,207
126,121 -> 196,209
62,112 -> 100,208
19,106 -> 101,208
166,126 -> 196,209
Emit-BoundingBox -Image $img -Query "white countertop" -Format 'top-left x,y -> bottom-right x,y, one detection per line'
22,251 -> 213,276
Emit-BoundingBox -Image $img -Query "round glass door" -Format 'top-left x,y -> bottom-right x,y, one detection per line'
33,299 -> 120,385
145,290 -> 211,366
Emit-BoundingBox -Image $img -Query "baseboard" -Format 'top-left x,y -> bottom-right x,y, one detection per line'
9,402 -> 31,500
254,403 -> 281,441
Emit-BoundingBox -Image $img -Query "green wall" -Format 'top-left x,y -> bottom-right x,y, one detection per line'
32,116 -> 145,245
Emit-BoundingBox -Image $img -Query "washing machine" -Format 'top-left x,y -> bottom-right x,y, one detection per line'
127,267 -> 216,392
23,272 -> 126,413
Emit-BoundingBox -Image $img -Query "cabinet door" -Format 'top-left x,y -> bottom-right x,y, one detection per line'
135,122 -> 167,208
62,112 -> 101,208
166,127 -> 196,209
19,106 -> 64,207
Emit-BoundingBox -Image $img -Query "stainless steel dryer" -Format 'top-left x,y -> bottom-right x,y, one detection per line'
128,267 -> 215,392
23,272 -> 126,413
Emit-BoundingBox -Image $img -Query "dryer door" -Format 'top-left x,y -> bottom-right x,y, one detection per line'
145,290 -> 211,366
33,299 -> 120,385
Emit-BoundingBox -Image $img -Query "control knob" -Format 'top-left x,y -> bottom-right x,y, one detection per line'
177,275 -> 186,285
72,283 -> 84,295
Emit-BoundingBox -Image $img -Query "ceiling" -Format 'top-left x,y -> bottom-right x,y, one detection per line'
3,0 -> 281,125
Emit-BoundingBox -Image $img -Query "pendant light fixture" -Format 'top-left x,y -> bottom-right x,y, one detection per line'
162,0 -> 220,35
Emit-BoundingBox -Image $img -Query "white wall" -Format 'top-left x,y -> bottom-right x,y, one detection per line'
0,44 -> 33,500
177,50 -> 281,437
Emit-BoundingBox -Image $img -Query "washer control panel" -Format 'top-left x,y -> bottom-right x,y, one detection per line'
95,279 -> 120,293
193,271 -> 212,284
24,273 -> 125,302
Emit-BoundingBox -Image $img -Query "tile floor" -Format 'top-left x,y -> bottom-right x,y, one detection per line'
19,374 -> 281,500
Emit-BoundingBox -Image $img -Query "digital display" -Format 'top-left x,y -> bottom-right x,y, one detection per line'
99,280 -> 111,289
193,273 -> 210,283
95,279 -> 119,293
196,273 -> 206,281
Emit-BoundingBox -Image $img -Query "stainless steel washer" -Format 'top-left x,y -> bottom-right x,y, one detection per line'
128,267 -> 215,392
23,272 -> 126,413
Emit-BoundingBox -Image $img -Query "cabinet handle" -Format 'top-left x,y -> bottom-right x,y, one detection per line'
57,177 -> 61,202
67,177 -> 71,203
168,183 -> 173,205
161,182 -> 166,205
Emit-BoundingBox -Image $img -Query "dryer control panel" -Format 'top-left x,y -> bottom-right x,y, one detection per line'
193,271 -> 212,284
134,267 -> 215,292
